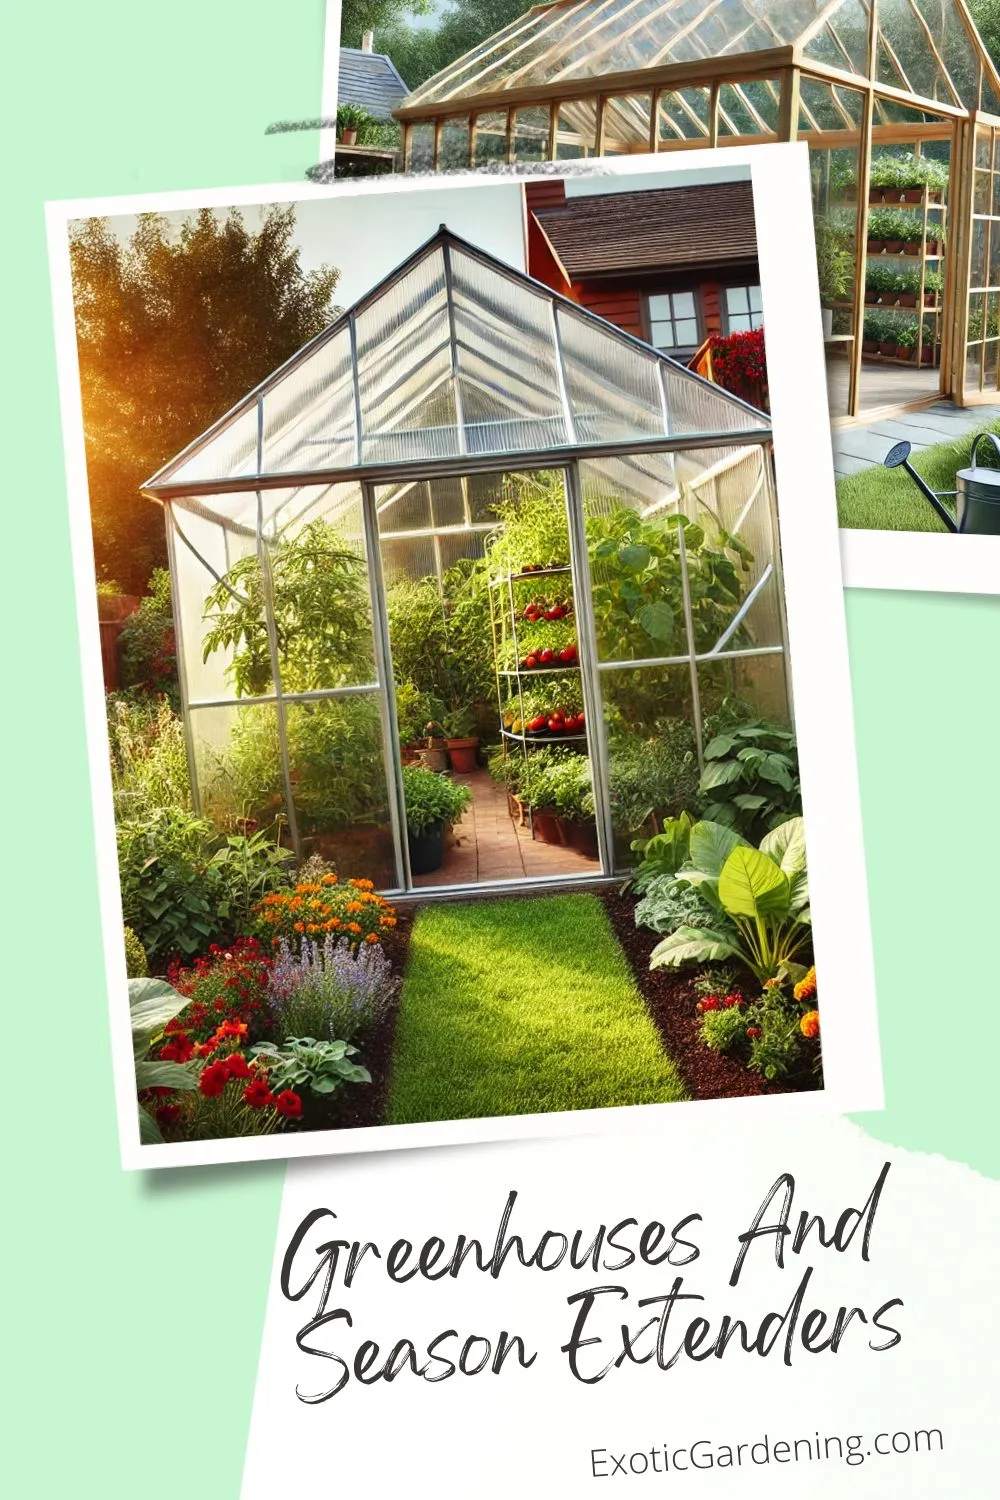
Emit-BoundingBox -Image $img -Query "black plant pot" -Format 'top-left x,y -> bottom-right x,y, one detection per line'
408,820 -> 445,876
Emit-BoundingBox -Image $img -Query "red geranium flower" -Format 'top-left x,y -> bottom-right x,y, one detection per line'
746,1026 -> 762,1040
225,1051 -> 251,1081
155,1103 -> 182,1128
274,1090 -> 303,1119
199,1060 -> 230,1097
160,1032 -> 194,1063
243,1079 -> 274,1110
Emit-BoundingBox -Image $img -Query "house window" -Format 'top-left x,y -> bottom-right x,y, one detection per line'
647,290 -> 700,354
724,284 -> 763,334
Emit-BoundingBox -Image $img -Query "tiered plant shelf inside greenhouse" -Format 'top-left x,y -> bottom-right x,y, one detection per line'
144,227 -> 788,897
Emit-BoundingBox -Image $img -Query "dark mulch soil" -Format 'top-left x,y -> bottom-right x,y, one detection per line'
298,904 -> 416,1133
600,889 -> 820,1101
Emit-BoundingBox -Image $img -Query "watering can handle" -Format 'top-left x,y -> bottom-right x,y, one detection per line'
970,431 -> 1000,470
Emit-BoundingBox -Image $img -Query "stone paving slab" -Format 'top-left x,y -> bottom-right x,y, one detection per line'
832,400 -> 1000,479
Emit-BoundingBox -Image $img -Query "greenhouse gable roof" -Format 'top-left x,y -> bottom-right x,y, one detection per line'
144,225 -> 769,500
399,0 -> 1000,117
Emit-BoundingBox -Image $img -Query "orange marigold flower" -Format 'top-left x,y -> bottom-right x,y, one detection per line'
379,915 -> 397,928
346,901 -> 363,913
365,932 -> 379,944
350,878 -> 374,891
294,921 -> 305,933
794,966 -> 817,1003
297,883 -> 322,894
322,873 -> 338,885
800,1009 -> 820,1039
347,922 -> 363,935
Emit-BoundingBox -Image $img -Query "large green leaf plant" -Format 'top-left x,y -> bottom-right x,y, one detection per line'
649,816 -> 811,985
130,978 -> 199,1144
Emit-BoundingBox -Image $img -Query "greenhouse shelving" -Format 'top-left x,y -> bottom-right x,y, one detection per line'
863,182 -> 947,369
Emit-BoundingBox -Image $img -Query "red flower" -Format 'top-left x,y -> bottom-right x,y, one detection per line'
225,1051 -> 251,1081
155,1103 -> 181,1128
160,1032 -> 194,1063
199,1060 -> 230,1097
243,1079 -> 274,1110
274,1090 -> 303,1119
724,993 -> 743,1009
746,1026 -> 762,1040
700,995 -> 721,1012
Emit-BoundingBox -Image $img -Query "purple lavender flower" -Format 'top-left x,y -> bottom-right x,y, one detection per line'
265,932 -> 398,1043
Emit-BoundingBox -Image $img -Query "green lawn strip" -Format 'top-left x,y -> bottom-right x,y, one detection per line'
385,893 -> 689,1124
836,418 -> 1000,532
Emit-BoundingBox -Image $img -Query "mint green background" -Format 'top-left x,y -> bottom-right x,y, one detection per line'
5,6 -> 998,1494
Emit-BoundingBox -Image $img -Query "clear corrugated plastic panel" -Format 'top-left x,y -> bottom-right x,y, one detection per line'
355,246 -> 458,464
259,328 -> 356,475
557,303 -> 665,442
450,246 -> 567,453
161,401 -> 262,488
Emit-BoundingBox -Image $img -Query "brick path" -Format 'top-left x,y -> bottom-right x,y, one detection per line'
412,769 -> 600,888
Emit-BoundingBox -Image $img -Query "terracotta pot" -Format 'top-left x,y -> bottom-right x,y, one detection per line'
553,815 -> 574,847
867,237 -> 882,254
884,239 -> 904,254
446,737 -> 479,774
897,346 -> 914,361
897,291 -> 917,307
879,340 -> 898,357
567,821 -> 599,859
903,188 -> 923,203
531,808 -> 561,845
924,291 -> 938,308
864,288 -> 879,304
926,240 -> 940,256
862,339 -> 878,354
340,127 -> 358,146
920,345 -> 937,365
903,240 -> 921,256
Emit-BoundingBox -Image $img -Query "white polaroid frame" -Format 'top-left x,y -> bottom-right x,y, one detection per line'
45,144 -> 883,1170
841,528 -> 1000,593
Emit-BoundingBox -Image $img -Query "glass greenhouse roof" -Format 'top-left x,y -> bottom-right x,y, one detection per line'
402,0 -> 998,114
145,227 -> 769,505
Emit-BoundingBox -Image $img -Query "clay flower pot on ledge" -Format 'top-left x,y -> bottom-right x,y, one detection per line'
339,127 -> 358,146
531,808 -> 560,845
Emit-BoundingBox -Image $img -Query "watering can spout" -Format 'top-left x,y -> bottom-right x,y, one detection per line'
882,439 -> 959,532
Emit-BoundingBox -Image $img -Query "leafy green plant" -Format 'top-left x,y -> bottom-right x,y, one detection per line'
869,153 -> 948,194
813,214 -> 853,301
442,705 -> 478,739
401,766 -> 472,833
865,260 -> 902,295
649,817 -> 811,985
698,721 -> 801,840
248,1036 -> 371,1098
202,519 -> 373,697
895,322 -> 919,350
528,752 -> 593,821
699,1003 -> 749,1053
124,926 -> 148,978
130,977 -> 199,1143
107,692 -> 191,820
628,812 -> 694,893
118,568 -> 178,704
634,874 -> 719,936
485,471 -> 570,574
608,725 -> 700,839
208,827 -> 295,930
117,806 -> 229,961
867,206 -> 923,242
394,680 -> 446,747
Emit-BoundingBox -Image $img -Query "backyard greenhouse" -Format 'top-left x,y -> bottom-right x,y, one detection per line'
391,0 -> 1000,419
143,226 -> 789,899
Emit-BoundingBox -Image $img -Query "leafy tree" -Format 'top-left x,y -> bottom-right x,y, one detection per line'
341,0 -> 432,52
71,207 -> 339,594
970,1 -> 1000,69
375,0 -> 532,91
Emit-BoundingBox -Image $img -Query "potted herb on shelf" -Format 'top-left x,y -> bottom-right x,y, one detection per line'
442,706 -> 480,774
401,766 -> 472,876
813,214 -> 853,337
895,322 -> 918,362
336,102 -> 369,146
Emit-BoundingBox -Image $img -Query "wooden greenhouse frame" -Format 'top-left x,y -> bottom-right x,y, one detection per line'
393,0 -> 1000,419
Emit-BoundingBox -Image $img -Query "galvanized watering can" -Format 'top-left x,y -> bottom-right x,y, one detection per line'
883,430 -> 1000,534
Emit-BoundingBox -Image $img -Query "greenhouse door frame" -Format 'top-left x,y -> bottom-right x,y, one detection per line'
952,108 -> 1000,406
361,442 -> 785,900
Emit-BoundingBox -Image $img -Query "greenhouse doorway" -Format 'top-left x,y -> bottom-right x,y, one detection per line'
372,467 -> 604,894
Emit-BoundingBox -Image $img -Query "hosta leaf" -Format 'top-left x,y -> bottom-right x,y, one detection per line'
129,978 -> 189,1056
719,846 -> 790,919
755,754 -> 794,791
689,820 -> 750,876
136,1059 -> 199,1092
650,927 -> 740,969
733,793 -> 769,810
703,733 -> 737,759
139,1105 -> 163,1146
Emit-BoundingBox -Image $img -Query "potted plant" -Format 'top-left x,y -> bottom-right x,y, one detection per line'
895,322 -> 918,362
861,313 -> 879,355
865,261 -> 898,305
894,270 -> 918,308
813,215 -> 853,337
401,765 -> 472,876
336,102 -> 369,147
923,269 -> 943,308
442,706 -> 480,774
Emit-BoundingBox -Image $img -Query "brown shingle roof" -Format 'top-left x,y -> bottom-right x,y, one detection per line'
533,180 -> 757,280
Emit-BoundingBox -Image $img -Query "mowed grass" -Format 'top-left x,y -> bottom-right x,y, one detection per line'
385,894 -> 688,1124
836,419 -> 1000,531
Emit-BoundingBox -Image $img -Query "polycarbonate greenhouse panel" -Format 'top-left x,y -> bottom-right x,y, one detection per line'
147,230 -> 770,510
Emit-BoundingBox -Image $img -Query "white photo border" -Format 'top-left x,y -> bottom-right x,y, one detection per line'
45,144 -> 883,1171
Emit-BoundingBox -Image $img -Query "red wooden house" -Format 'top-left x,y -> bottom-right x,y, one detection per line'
524,178 -> 762,366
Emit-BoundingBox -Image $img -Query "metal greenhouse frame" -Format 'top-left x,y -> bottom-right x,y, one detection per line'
143,226 -> 787,898
393,0 -> 1000,418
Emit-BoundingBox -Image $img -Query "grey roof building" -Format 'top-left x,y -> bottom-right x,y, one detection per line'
338,35 -> 409,121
